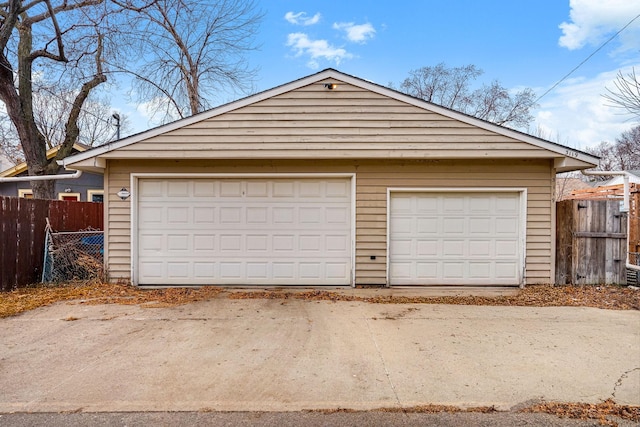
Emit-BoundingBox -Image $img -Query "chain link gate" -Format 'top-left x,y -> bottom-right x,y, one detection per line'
42,224 -> 104,283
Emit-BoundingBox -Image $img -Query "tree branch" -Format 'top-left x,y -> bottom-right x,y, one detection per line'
53,32 -> 106,166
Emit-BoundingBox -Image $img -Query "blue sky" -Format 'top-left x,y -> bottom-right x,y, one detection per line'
122,0 -> 640,152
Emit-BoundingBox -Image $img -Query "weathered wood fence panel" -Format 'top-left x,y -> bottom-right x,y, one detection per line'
0,196 -> 103,291
556,199 -> 627,285
630,191 -> 640,265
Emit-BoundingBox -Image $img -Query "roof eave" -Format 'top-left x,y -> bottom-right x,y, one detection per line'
554,156 -> 598,173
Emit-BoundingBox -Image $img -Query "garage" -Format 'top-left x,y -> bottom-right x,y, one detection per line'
135,176 -> 353,285
388,191 -> 525,286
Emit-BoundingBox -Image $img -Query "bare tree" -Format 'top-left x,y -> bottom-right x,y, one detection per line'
398,63 -> 537,129
115,0 -> 263,123
0,114 -> 23,164
0,0 -> 109,198
586,125 -> 640,179
0,88 -> 131,165
603,68 -> 640,120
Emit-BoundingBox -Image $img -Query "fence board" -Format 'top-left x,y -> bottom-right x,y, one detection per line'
556,199 -> 627,285
630,192 -> 640,266
0,196 -> 103,291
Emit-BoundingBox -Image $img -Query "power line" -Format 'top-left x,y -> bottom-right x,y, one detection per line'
535,12 -> 640,104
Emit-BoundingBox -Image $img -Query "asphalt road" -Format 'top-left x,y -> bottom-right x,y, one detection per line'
0,411 -> 637,427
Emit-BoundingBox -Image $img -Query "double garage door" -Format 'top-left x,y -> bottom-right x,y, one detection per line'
136,177 -> 353,285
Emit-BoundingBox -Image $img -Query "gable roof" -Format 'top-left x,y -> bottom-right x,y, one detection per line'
0,143 -> 90,177
62,68 -> 599,173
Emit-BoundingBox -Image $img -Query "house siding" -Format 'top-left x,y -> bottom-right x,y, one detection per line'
104,79 -> 553,160
0,172 -> 103,201
105,159 -> 553,286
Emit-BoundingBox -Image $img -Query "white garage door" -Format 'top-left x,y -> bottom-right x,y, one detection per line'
136,177 -> 352,285
389,192 -> 523,286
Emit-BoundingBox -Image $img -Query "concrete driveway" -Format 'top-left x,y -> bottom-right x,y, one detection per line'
0,297 -> 638,413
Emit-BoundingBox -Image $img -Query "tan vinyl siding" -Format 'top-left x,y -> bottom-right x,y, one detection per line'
105,159 -> 553,286
106,79 -> 551,159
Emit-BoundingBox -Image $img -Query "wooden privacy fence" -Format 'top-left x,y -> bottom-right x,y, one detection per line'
567,183 -> 640,268
0,196 -> 103,291
557,180 -> 640,286
556,199 -> 628,285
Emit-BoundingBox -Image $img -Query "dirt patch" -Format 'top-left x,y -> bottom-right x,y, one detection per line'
521,399 -> 640,426
307,400 -> 639,426
0,283 -> 638,319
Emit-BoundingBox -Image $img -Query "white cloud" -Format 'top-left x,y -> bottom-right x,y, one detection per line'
284,11 -> 321,26
532,65 -> 639,151
286,33 -> 353,67
559,0 -> 640,51
333,22 -> 376,43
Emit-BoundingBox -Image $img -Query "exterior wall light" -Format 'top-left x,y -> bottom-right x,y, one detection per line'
117,187 -> 131,200
324,83 -> 338,90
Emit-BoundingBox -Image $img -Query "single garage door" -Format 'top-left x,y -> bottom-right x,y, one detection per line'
136,177 -> 352,285
389,191 -> 523,286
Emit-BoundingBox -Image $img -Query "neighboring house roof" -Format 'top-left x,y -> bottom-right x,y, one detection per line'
0,143 -> 91,177
556,177 -> 593,201
598,170 -> 640,187
62,68 -> 599,173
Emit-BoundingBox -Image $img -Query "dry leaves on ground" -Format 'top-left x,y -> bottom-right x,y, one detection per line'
0,283 -> 638,319
227,285 -> 640,310
0,282 -> 222,318
521,399 -> 640,426
308,400 -> 639,426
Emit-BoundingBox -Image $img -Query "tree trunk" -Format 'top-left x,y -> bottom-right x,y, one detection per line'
31,180 -> 56,199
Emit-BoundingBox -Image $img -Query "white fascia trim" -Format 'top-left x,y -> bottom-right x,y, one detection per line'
386,187 -> 528,287
129,172 -> 357,287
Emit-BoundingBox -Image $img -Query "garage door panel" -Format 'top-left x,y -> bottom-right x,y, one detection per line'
416,262 -> 438,279
390,192 -> 523,286
417,217 -> 438,233
443,217 -> 465,233
137,178 -> 352,285
443,262 -> 464,278
416,240 -> 438,256
443,240 -> 464,256
469,240 -> 491,257
194,262 -> 214,278
139,180 -> 163,196
469,218 -> 491,233
469,262 -> 491,279
496,240 -> 518,256
496,217 -> 519,233
326,235 -> 349,251
390,262 -> 412,279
